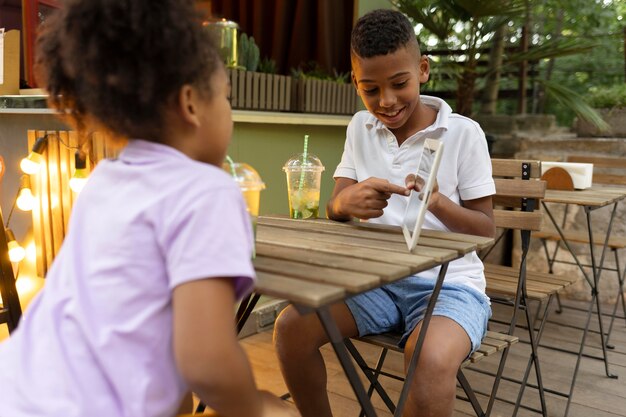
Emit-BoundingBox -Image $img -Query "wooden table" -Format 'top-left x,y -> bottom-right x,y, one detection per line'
539,186 -> 626,417
238,215 -> 493,417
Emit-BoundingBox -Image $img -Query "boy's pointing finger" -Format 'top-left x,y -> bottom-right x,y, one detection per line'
381,181 -> 409,196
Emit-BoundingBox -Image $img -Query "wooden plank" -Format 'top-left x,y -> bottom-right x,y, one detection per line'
27,130 -> 45,277
256,243 -> 412,282
494,178 -> 546,198
57,131 -> 72,235
92,131 -> 106,163
46,132 -> 64,258
68,131 -> 80,207
253,256 -> 382,293
39,130 -> 54,272
485,263 -> 579,286
534,227 -> 626,249
255,230 -> 440,272
255,271 -> 345,308
257,224 -> 457,262
491,159 -> 541,178
257,217 -> 477,254
259,216 -> 494,249
486,280 -> 548,301
593,174 -> 626,186
544,188 -> 626,206
493,210 -> 543,231
567,155 -> 626,169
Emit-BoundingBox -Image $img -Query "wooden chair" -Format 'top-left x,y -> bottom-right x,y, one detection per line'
0,206 -> 22,333
533,155 -> 626,348
345,159 -> 555,417
480,159 -> 584,417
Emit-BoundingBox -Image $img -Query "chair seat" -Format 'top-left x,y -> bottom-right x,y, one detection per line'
485,263 -> 580,301
357,330 -> 518,369
534,227 -> 626,250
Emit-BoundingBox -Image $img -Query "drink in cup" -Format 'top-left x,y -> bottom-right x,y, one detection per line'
283,153 -> 324,219
223,161 -> 265,256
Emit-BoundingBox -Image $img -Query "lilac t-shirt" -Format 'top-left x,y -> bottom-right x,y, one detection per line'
0,140 -> 255,416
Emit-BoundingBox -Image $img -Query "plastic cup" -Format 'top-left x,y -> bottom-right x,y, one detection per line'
283,153 -> 325,219
223,162 -> 265,256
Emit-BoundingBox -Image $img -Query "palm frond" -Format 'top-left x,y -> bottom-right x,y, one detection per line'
390,0 -> 455,39
506,38 -> 598,63
538,79 -> 609,132
453,0 -> 526,18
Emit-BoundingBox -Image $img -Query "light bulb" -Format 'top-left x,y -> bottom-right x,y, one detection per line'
20,154 -> 43,174
5,229 -> 25,263
16,187 -> 35,211
70,150 -> 89,193
20,136 -> 48,174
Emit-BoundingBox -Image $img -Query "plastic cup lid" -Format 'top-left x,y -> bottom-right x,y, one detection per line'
282,153 -> 325,172
223,161 -> 266,191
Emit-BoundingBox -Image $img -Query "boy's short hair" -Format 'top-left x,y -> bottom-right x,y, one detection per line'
351,9 -> 420,58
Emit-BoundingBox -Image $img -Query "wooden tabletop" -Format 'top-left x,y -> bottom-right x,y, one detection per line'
252,216 -> 493,308
544,186 -> 626,207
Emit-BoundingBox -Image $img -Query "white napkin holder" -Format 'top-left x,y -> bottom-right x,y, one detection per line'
541,162 -> 593,190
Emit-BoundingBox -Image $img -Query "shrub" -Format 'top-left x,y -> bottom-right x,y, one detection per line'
586,84 -> 626,109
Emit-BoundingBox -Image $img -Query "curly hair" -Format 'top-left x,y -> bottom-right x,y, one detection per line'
351,9 -> 420,59
35,0 -> 221,141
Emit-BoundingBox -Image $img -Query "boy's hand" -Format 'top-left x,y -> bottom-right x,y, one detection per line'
334,177 -> 409,220
405,174 -> 440,210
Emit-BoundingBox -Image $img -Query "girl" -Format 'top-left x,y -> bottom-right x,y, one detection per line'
0,1 -> 297,417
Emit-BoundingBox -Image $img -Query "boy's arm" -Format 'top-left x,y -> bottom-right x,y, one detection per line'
327,177 -> 409,221
405,174 -> 495,237
432,195 -> 495,238
172,278 -> 298,417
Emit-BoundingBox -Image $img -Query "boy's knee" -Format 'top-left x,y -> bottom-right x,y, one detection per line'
409,346 -> 461,381
273,305 -> 323,351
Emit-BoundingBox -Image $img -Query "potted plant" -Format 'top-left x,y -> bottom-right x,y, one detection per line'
227,34 -> 293,112
291,63 -> 357,115
576,84 -> 626,137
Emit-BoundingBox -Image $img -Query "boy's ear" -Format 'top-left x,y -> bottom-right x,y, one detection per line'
418,55 -> 430,84
177,85 -> 202,127
351,71 -> 360,95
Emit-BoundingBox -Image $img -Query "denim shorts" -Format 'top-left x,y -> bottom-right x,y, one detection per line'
345,276 -> 492,354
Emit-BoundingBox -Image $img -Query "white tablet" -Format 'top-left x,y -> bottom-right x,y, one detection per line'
401,138 -> 444,251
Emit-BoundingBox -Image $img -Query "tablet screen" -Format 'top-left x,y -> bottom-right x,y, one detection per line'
401,139 -> 444,251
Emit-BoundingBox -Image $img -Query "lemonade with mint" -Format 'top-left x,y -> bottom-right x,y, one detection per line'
288,189 -> 320,219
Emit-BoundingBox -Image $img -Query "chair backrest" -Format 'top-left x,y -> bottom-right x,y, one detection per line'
0,206 -> 22,333
491,159 -> 546,232
566,155 -> 626,186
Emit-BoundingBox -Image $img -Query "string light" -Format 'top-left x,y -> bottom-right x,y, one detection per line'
69,150 -> 89,193
20,135 -> 48,174
6,229 -> 25,263
16,175 -> 35,211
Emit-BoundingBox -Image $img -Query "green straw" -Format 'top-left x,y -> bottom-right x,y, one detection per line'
293,135 -> 309,219
298,134 -> 309,191
225,155 -> 237,177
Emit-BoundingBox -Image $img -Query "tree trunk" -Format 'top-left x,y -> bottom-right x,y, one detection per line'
536,8 -> 564,113
456,67 -> 477,116
479,24 -> 507,115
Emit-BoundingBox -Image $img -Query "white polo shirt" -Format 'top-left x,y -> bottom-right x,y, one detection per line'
334,95 -> 495,293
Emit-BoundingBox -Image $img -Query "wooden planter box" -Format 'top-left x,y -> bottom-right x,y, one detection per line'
292,78 -> 357,115
227,69 -> 292,112
576,107 -> 626,137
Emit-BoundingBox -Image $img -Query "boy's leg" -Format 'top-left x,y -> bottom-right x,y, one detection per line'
402,317 -> 470,417
273,302 -> 358,417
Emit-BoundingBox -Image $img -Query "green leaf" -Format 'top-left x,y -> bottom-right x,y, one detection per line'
506,37 -> 598,63
538,79 -> 610,132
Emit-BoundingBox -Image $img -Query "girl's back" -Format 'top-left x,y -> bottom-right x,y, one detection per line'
0,140 -> 254,416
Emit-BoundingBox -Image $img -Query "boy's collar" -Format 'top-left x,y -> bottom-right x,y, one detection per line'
365,95 -> 452,134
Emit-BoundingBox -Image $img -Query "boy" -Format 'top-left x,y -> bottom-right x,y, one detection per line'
273,9 -> 495,417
